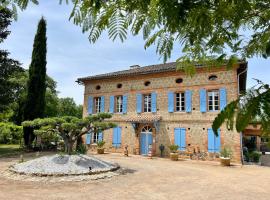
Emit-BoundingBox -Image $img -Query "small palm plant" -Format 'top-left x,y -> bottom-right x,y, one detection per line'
97,141 -> 106,154
169,144 -> 179,153
97,141 -> 105,148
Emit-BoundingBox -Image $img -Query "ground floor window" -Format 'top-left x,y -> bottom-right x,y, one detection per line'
92,132 -> 103,143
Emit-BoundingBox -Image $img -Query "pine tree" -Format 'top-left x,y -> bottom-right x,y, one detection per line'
23,17 -> 47,147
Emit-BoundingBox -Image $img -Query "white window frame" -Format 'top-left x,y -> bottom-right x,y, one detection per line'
175,92 -> 185,112
115,96 -> 123,113
93,132 -> 99,143
143,94 -> 152,112
208,90 -> 219,111
94,97 -> 101,113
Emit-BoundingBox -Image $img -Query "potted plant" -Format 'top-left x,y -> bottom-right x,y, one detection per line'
220,147 -> 232,166
169,144 -> 179,161
97,141 -> 106,154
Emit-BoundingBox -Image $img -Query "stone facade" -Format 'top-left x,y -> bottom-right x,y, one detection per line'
81,65 -> 244,162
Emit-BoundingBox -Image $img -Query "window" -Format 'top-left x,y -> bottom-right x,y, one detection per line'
93,132 -> 99,143
95,85 -> 101,90
209,75 -> 218,81
115,96 -> 123,113
175,92 -> 185,112
94,97 -> 101,113
144,81 -> 151,86
117,83 -> 122,88
208,90 -> 219,111
175,78 -> 183,84
143,94 -> 152,112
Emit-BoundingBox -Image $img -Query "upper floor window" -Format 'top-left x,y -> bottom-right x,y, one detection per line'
143,94 -> 152,112
95,85 -> 101,90
208,90 -> 219,111
115,96 -> 123,113
175,78 -> 183,84
144,81 -> 151,87
175,92 -> 185,112
117,83 -> 122,88
209,75 -> 218,81
94,97 -> 101,113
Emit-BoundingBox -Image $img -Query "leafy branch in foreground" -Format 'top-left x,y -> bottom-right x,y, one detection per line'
4,1 -> 270,66
212,81 -> 270,137
22,113 -> 117,155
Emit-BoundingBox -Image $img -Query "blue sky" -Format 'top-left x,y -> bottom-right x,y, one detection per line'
1,1 -> 269,105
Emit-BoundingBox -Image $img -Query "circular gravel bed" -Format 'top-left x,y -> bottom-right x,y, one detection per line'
9,154 -> 119,176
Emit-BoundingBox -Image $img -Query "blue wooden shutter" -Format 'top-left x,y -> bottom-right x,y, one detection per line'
219,88 -> 227,111
113,127 -> 121,148
185,90 -> 192,113
180,128 -> 186,150
112,128 -> 118,147
151,92 -> 157,113
208,128 -> 215,152
88,96 -> 93,114
98,132 -> 103,142
101,96 -> 105,112
168,92 -> 174,113
117,127 -> 122,147
214,129 -> 221,152
200,89 -> 207,113
85,132 -> 91,144
109,96 -> 114,113
136,94 -> 142,113
123,95 -> 128,114
174,128 -> 181,150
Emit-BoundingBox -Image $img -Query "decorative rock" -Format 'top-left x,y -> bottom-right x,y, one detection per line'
10,154 -> 119,176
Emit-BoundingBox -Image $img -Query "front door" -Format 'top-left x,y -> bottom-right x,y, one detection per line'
140,126 -> 153,155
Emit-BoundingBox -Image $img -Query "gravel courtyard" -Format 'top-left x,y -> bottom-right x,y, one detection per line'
0,153 -> 270,200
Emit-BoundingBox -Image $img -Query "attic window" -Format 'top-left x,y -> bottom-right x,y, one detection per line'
95,85 -> 101,90
144,81 -> 151,86
117,83 -> 122,89
209,75 -> 218,81
175,78 -> 183,84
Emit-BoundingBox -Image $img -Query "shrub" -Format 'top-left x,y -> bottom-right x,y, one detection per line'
97,141 -> 105,148
76,144 -> 88,154
169,144 -> 179,153
220,147 -> 233,158
249,151 -> 261,163
0,122 -> 23,144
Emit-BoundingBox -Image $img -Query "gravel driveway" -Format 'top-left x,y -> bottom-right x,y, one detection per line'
0,152 -> 270,200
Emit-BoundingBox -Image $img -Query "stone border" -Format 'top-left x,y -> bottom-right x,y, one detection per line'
8,163 -> 120,177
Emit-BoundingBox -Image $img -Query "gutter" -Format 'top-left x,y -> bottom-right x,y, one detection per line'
237,66 -> 248,165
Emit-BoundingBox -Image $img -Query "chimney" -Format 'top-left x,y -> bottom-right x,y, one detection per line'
129,65 -> 140,69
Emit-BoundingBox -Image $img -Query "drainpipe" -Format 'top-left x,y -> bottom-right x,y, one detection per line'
237,67 -> 248,165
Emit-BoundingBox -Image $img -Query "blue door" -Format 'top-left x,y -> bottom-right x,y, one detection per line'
140,126 -> 153,155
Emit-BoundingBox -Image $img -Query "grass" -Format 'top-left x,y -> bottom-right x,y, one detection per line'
0,144 -> 22,157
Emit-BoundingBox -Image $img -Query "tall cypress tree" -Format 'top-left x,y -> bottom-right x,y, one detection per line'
23,17 -> 47,147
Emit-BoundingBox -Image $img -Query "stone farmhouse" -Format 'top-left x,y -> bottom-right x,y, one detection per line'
77,62 -> 248,162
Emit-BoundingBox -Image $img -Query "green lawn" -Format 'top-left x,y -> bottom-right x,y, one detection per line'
0,144 -> 21,156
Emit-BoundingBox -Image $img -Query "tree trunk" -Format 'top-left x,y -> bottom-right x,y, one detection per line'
23,127 -> 35,149
63,138 -> 74,155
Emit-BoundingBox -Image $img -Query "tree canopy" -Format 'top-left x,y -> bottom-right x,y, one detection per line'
2,0 -> 270,136
0,8 -> 24,113
22,113 -> 116,154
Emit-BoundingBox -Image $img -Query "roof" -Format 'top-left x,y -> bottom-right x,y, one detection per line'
77,62 -> 197,83
77,61 -> 248,83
